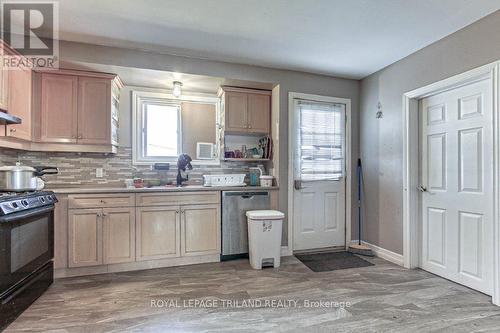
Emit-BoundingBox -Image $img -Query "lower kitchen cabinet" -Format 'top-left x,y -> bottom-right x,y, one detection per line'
68,207 -> 135,267
57,192 -> 223,277
136,206 -> 180,260
181,204 -> 221,256
103,208 -> 135,264
68,208 -> 103,268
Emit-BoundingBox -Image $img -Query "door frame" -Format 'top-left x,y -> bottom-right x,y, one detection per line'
287,92 -> 352,253
402,61 -> 500,305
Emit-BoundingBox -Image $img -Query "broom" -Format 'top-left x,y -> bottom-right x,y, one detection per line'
348,158 -> 374,256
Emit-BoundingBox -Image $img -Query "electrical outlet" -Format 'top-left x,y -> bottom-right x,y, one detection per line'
96,168 -> 104,178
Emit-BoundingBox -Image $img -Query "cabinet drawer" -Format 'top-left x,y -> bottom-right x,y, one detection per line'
136,192 -> 220,207
68,194 -> 135,209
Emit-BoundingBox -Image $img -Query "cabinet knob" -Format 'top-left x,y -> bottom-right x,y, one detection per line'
77,134 -> 83,139
9,128 -> 16,133
248,125 -> 252,129
176,210 -> 180,214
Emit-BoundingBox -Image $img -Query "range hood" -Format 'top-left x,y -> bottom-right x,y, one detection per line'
0,111 -> 21,125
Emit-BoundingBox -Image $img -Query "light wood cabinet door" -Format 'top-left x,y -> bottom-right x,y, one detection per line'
136,206 -> 180,261
40,73 -> 78,143
7,65 -> 32,140
181,204 -> 220,256
77,77 -> 111,144
68,208 -> 103,268
225,91 -> 248,133
247,93 -> 270,134
103,207 -> 135,264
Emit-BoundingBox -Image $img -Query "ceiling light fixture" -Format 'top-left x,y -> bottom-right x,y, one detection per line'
172,81 -> 183,98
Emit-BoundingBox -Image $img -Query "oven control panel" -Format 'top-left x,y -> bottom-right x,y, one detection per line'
0,192 -> 58,215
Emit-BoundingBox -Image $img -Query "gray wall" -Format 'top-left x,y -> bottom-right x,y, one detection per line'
59,41 -> 360,245
359,11 -> 500,254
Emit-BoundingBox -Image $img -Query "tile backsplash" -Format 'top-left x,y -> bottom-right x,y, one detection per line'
0,147 -> 259,188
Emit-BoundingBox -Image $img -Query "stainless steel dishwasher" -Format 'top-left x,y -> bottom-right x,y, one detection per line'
221,191 -> 270,260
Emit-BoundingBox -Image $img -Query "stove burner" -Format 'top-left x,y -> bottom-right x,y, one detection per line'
0,191 -> 58,216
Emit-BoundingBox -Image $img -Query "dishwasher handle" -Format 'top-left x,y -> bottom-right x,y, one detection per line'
223,191 -> 270,197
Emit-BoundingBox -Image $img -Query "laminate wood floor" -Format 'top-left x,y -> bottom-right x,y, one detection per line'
5,256 -> 500,332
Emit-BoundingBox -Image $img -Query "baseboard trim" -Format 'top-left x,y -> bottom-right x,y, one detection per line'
350,240 -> 404,266
281,246 -> 293,256
55,254 -> 220,278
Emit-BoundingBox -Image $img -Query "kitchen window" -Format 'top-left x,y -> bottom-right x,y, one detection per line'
142,102 -> 181,158
132,91 -> 221,165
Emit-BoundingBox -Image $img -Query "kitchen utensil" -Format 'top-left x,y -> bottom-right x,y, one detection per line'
0,163 -> 58,191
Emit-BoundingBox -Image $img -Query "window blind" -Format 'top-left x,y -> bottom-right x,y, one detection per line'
295,100 -> 345,181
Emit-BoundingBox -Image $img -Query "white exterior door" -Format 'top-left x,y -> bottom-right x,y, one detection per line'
420,78 -> 493,295
292,99 -> 346,251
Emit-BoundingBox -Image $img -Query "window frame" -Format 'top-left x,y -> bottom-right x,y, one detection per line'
132,90 -> 221,165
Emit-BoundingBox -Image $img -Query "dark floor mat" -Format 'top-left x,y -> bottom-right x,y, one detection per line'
295,251 -> 374,272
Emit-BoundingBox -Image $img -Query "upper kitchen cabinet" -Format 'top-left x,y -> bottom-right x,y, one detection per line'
0,53 -> 8,112
77,77 -> 112,145
225,91 -> 248,132
0,42 -> 33,141
0,40 -> 12,112
39,73 -> 78,143
218,87 -> 271,135
7,63 -> 32,141
247,93 -> 271,133
34,69 -> 123,151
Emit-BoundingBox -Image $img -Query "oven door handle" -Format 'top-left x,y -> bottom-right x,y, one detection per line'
0,205 -> 55,223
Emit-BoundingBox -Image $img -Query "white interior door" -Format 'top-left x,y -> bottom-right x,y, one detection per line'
292,99 -> 346,251
420,78 -> 493,295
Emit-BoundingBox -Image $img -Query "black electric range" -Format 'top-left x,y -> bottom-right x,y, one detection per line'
0,191 -> 57,331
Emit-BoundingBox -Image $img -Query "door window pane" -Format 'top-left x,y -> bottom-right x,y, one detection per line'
296,100 -> 345,181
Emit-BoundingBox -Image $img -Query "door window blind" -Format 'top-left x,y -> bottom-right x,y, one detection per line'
295,100 -> 345,181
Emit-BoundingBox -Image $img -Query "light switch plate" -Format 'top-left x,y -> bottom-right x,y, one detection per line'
96,168 -> 104,178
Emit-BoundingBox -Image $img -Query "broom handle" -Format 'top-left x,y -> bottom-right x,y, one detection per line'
357,159 -> 362,246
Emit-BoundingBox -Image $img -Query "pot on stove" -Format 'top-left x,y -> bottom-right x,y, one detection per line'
0,162 -> 58,191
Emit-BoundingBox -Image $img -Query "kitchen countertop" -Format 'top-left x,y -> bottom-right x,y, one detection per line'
48,185 -> 279,194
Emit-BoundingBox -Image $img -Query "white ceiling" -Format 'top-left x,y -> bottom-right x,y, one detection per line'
54,0 -> 500,79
